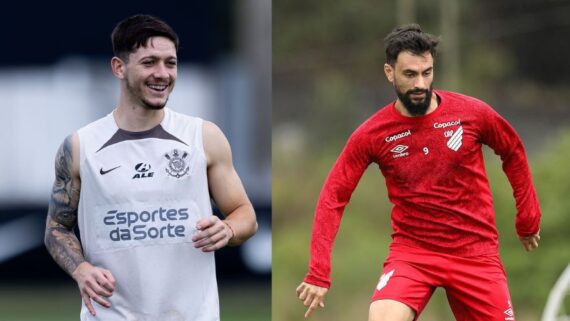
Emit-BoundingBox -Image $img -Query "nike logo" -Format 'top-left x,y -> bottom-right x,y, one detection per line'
100,166 -> 121,175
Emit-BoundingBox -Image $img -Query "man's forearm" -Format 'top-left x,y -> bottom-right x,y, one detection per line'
45,221 -> 85,277
225,203 -> 257,246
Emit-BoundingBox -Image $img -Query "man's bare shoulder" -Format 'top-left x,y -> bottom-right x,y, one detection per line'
56,132 -> 80,178
202,121 -> 231,166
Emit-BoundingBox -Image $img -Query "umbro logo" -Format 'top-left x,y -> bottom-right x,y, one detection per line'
390,145 -> 408,154
504,308 -> 514,320
504,300 -> 514,321
390,145 -> 409,158
100,166 -> 121,175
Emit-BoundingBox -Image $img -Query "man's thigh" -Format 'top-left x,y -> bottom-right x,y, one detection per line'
445,255 -> 515,321
369,299 -> 415,321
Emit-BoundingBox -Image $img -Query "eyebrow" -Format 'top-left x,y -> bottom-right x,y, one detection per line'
137,55 -> 178,62
402,66 -> 433,73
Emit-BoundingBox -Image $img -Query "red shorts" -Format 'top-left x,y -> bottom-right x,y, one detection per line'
371,244 -> 516,321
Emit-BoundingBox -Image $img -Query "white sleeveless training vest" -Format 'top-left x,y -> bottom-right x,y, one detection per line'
77,108 -> 219,321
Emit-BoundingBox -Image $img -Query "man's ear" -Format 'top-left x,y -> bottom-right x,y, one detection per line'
384,63 -> 394,83
111,56 -> 126,80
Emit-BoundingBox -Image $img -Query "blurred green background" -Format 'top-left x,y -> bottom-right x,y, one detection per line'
273,0 -> 570,320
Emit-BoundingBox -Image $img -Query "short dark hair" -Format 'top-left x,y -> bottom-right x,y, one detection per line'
384,24 -> 439,65
111,14 -> 179,61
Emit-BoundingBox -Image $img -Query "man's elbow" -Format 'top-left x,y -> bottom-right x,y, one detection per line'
251,219 -> 259,237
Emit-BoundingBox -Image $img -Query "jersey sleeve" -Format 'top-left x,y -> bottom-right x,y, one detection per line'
304,127 -> 373,288
478,105 -> 541,237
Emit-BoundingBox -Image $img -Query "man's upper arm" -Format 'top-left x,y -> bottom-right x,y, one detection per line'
203,121 -> 251,216
47,133 -> 81,229
45,133 -> 87,276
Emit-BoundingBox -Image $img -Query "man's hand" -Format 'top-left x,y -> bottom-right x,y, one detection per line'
519,232 -> 540,252
72,262 -> 116,316
296,282 -> 328,318
192,216 -> 233,252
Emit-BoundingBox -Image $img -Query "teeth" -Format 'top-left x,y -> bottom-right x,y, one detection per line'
148,84 -> 168,91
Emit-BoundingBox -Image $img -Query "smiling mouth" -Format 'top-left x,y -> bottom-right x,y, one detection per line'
147,83 -> 169,92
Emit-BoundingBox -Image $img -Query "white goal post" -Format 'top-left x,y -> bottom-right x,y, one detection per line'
542,264 -> 570,321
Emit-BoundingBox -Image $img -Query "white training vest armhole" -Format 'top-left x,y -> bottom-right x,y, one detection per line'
195,118 -> 206,162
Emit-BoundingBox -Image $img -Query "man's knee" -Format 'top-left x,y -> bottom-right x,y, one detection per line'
369,299 -> 415,321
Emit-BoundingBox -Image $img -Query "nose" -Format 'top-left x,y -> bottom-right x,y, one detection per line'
152,62 -> 170,79
414,76 -> 427,90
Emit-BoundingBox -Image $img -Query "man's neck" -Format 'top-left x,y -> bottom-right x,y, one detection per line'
114,104 -> 165,132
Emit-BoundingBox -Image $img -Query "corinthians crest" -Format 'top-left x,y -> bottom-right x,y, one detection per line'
164,149 -> 190,178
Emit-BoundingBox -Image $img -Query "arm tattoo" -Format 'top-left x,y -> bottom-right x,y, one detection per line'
44,136 -> 85,276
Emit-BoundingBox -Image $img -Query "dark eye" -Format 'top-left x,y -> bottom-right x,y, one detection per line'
142,60 -> 154,66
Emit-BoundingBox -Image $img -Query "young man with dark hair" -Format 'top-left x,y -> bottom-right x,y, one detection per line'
44,14 -> 257,320
296,24 -> 541,321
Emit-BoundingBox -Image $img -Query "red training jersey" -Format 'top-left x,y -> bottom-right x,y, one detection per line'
304,90 -> 541,288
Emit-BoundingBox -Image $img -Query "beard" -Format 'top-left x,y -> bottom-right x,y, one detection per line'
141,98 -> 168,110
395,84 -> 433,116
125,77 -> 169,110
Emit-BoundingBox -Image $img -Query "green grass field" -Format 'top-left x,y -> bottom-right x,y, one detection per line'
0,282 -> 270,321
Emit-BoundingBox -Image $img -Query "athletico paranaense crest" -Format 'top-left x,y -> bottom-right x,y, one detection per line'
164,149 -> 190,178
